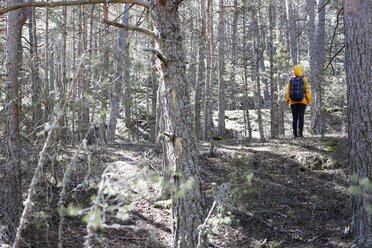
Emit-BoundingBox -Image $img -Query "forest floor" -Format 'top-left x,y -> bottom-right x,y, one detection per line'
10,109 -> 354,248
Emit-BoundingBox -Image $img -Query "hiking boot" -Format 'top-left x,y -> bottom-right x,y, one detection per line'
299,130 -> 304,138
293,131 -> 298,138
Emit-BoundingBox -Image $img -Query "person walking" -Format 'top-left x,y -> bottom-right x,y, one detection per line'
286,65 -> 312,138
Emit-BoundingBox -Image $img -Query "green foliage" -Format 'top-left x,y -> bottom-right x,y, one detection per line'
349,174 -> 372,213
83,208 -> 103,229
323,141 -> 338,151
228,153 -> 254,201
212,136 -> 223,141
261,240 -> 281,248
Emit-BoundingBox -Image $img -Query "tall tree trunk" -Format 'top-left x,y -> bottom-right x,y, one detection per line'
203,0 -> 212,142
58,6 -> 67,142
194,0 -> 206,140
102,3 -> 109,122
107,4 -> 130,142
30,5 -> 42,131
150,39 -> 158,143
251,3 -> 265,142
242,0 -> 252,140
344,1 -> 372,247
45,6 -> 50,121
286,0 -> 297,65
277,0 -> 286,136
269,0 -> 278,138
150,0 -> 206,246
229,0 -> 238,110
311,0 -> 326,135
307,0 -> 316,127
217,0 -> 225,136
4,0 -> 27,229
80,6 -> 90,133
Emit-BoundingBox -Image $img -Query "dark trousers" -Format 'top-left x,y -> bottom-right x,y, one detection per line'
291,103 -> 306,136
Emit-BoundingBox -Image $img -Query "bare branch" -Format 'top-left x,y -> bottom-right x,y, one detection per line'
102,19 -> 157,40
12,54 -> 86,248
324,45 -> 345,73
143,48 -> 168,65
0,0 -> 149,16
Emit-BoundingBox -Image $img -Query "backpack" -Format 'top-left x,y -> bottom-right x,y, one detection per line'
289,76 -> 304,101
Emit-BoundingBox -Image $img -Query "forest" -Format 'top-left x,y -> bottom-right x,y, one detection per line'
0,0 -> 371,247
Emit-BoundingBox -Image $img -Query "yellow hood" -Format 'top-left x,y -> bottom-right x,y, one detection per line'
293,65 -> 303,77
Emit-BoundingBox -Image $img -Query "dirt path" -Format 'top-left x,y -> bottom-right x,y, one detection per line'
29,134 -> 352,248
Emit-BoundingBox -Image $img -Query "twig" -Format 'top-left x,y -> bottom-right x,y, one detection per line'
324,45 -> 345,72
197,201 -> 217,248
12,54 -> 86,248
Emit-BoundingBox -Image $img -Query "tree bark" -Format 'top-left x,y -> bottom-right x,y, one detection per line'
311,0 -> 326,135
29,4 -> 43,132
307,0 -> 316,127
194,0 -> 206,141
277,0 -> 286,136
242,0 -> 252,140
149,0 -> 207,246
286,0 -> 297,65
203,0 -> 212,142
251,3 -> 265,142
229,0 -> 238,110
217,0 -> 225,136
344,1 -> 372,247
4,0 -> 27,229
107,4 -> 130,142
269,0 -> 278,138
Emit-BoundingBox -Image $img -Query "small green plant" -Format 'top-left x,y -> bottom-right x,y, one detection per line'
349,174 -> 372,213
323,141 -> 338,151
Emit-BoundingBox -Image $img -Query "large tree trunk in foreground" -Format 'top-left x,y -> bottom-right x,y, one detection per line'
150,0 -> 206,246
4,0 -> 27,231
344,1 -> 372,247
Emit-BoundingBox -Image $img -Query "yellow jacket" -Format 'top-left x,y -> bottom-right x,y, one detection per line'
286,65 -> 311,105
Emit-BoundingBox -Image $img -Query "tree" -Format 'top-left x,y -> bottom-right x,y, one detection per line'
194,0 -> 206,140
311,0 -> 326,135
149,1 -> 207,246
307,0 -> 316,124
269,0 -> 278,138
217,0 -> 225,136
344,1 -> 372,246
4,0 -> 28,231
204,0 -> 212,143
286,0 -> 297,65
229,0 -> 238,110
107,4 -> 130,142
